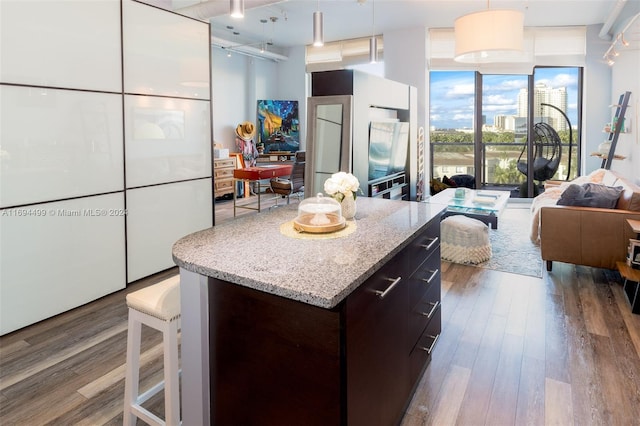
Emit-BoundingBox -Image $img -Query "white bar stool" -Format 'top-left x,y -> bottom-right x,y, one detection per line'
123,275 -> 181,426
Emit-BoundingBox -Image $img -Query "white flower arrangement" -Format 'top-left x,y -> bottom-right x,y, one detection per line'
324,172 -> 360,202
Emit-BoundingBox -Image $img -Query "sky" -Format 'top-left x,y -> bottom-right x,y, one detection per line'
430,68 -> 580,130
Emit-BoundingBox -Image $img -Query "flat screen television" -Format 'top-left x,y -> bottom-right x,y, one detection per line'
368,121 -> 409,181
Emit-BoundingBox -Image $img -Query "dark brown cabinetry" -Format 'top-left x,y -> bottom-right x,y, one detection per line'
207,215 -> 442,425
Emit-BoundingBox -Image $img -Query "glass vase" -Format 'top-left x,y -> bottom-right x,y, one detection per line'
341,195 -> 357,220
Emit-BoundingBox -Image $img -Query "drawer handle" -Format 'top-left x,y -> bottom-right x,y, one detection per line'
374,277 -> 402,299
418,334 -> 440,355
419,301 -> 440,319
420,237 -> 439,252
420,269 -> 439,285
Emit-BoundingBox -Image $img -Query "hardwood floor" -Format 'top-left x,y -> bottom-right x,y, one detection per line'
1,198 -> 639,425
402,262 -> 640,426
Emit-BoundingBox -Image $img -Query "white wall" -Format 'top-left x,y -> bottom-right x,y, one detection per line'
584,24 -> 614,174
611,46 -> 640,182
212,47 -> 308,153
384,27 -> 429,199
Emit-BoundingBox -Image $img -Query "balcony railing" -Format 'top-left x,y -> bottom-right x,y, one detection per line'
430,141 -> 579,193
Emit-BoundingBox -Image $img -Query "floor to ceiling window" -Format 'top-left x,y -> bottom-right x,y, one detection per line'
430,67 -> 581,198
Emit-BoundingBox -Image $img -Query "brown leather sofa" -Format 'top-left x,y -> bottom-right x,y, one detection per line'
530,169 -> 640,271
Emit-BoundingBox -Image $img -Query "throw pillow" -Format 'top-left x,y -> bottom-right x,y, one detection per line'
430,178 -> 449,195
442,175 -> 458,188
557,183 -> 624,209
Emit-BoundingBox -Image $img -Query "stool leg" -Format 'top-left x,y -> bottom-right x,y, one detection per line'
163,319 -> 181,426
124,310 -> 142,426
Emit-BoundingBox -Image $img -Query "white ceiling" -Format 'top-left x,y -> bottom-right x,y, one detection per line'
163,0 -> 638,51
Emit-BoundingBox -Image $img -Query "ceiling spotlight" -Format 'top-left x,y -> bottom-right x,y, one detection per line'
313,0 -> 324,47
621,33 -> 630,47
606,56 -> 614,66
612,48 -> 619,57
369,36 -> 378,63
230,0 -> 244,19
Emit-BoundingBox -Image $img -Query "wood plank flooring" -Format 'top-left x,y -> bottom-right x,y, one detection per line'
1,197 -> 639,425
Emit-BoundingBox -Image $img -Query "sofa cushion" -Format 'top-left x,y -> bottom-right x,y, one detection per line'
557,183 -> 624,209
617,187 -> 640,211
611,174 -> 640,211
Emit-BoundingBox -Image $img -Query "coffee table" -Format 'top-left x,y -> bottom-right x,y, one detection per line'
429,188 -> 510,229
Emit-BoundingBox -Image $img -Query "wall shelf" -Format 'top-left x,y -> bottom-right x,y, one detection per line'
590,152 -> 626,161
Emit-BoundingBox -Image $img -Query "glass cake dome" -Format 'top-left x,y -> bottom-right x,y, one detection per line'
293,193 -> 346,233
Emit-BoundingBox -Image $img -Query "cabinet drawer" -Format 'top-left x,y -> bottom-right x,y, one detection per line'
408,274 -> 440,350
215,180 -> 234,191
214,168 -> 235,179
346,256 -> 404,317
409,310 -> 441,386
214,158 -> 235,168
403,219 -> 440,275
408,247 -> 440,308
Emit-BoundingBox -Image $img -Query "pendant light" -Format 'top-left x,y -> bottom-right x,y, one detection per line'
454,0 -> 523,63
313,0 -> 324,47
369,0 -> 377,63
230,0 -> 244,19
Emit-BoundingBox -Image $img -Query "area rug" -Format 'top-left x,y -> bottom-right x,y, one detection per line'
474,206 -> 542,277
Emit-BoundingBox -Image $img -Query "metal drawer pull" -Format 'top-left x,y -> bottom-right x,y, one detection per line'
418,334 -> 440,355
420,237 -> 439,252
420,269 -> 439,285
374,277 -> 402,299
420,301 -> 440,319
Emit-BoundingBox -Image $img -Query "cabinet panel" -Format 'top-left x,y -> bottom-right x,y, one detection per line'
0,86 -> 124,207
0,0 -> 121,92
122,0 -> 210,99
0,193 -> 126,335
124,95 -> 211,188
126,179 -> 212,282
346,257 -> 409,426
208,277 -> 342,426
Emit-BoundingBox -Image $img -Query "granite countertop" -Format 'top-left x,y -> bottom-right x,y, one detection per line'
172,197 -> 445,309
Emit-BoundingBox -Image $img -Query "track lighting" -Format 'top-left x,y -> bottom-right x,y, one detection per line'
621,32 -> 629,47
230,0 -> 244,19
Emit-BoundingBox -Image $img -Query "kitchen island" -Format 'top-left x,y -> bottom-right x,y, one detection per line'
172,197 -> 445,425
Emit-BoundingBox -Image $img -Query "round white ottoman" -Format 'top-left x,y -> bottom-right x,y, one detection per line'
440,215 -> 491,264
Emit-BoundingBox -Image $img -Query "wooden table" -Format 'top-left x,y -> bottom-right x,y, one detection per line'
232,164 -> 292,216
